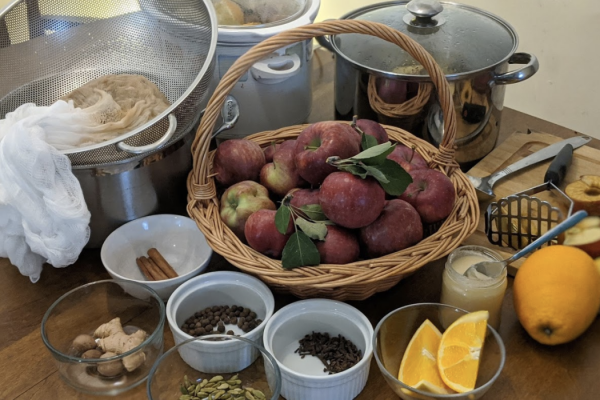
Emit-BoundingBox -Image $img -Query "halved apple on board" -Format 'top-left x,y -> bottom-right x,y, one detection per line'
566,175 -> 600,216
561,216 -> 600,258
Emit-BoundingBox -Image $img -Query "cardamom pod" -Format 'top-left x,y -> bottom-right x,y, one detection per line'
209,375 -> 224,383
252,389 -> 266,399
245,391 -> 256,400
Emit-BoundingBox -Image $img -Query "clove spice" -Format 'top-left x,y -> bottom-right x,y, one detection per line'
295,331 -> 362,374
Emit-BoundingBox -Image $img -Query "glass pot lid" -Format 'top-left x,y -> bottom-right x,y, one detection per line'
212,0 -> 308,28
332,0 -> 518,78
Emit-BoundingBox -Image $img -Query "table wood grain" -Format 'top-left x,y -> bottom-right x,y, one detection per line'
1,48 -> 598,400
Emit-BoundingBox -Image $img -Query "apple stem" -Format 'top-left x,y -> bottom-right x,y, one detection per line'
409,146 -> 417,164
544,327 -> 553,336
282,196 -> 292,208
326,156 -> 341,166
304,145 -> 320,151
350,115 -> 365,135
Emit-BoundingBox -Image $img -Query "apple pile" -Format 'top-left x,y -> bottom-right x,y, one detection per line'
213,118 -> 456,269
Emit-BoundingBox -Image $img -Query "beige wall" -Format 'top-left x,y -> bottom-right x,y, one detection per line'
317,0 -> 599,137
1,0 -> 598,137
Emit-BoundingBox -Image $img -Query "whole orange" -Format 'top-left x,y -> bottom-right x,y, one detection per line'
513,245 -> 600,345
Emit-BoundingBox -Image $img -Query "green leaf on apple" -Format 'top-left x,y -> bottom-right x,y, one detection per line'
299,204 -> 328,221
362,165 -> 390,184
295,217 -> 328,241
275,205 -> 291,235
337,164 -> 368,179
361,132 -> 378,151
375,159 -> 413,196
351,141 -> 396,166
281,231 -> 321,270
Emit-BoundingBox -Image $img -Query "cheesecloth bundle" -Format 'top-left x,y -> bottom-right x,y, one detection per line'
0,76 -> 170,282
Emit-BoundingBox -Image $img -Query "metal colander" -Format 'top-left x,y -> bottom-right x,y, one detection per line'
0,0 -> 217,167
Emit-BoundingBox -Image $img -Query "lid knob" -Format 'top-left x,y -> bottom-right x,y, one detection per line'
407,0 -> 443,19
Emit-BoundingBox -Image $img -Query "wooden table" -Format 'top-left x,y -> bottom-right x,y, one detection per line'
1,48 -> 598,400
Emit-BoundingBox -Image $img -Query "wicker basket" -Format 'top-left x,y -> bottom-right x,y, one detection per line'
187,20 -> 480,301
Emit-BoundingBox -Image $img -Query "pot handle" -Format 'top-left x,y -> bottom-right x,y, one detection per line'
315,20 -> 337,52
493,53 -> 539,85
250,54 -> 301,84
117,114 -> 177,154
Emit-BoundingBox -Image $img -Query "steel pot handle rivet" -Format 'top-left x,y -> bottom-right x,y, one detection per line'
494,53 -> 539,85
117,114 -> 177,154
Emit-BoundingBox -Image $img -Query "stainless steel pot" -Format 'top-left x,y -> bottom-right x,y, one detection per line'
73,98 -> 239,248
318,0 -> 539,169
73,130 -> 194,248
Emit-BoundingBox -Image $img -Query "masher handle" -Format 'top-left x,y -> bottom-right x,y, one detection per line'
544,144 -> 573,186
509,210 -> 588,263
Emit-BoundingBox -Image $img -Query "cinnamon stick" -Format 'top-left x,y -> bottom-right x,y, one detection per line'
141,256 -> 168,280
135,257 -> 154,281
147,248 -> 178,279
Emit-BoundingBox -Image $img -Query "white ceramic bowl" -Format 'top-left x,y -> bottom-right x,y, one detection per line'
263,299 -> 374,400
166,271 -> 275,373
100,214 -> 213,301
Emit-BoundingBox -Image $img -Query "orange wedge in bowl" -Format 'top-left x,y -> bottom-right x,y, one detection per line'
437,310 -> 489,393
398,319 -> 452,394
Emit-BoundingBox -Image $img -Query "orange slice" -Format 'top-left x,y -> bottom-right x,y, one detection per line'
437,310 -> 489,393
398,319 -> 452,394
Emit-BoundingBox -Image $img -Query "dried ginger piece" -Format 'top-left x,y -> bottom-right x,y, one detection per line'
94,317 -> 148,372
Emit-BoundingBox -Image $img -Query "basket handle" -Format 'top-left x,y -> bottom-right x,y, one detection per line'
190,20 -> 457,201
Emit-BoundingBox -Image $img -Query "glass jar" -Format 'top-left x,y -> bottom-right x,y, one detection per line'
440,245 -> 507,331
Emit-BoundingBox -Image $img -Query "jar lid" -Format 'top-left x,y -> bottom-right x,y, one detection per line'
332,0 -> 518,78
213,0 -> 308,28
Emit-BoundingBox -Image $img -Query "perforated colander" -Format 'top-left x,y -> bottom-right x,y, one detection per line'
0,0 -> 217,167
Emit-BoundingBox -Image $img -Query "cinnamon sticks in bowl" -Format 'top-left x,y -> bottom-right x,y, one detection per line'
136,248 -> 178,281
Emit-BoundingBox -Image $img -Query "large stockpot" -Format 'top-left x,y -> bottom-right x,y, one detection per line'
318,0 -> 538,169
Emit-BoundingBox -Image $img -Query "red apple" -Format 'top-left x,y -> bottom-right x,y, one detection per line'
387,145 -> 428,172
244,209 -> 292,258
319,172 -> 385,229
263,142 -> 281,163
288,188 -> 320,208
376,78 -> 408,104
316,225 -> 360,264
360,199 -> 423,258
220,181 -> 276,241
562,216 -> 600,258
294,122 -> 361,185
400,169 -> 456,224
355,119 -> 389,144
213,139 -> 265,186
260,140 -> 306,197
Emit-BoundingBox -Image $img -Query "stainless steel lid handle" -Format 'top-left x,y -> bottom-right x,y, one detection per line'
407,0 -> 443,19
117,114 -> 177,154
494,53 -> 539,85
405,0 -> 444,27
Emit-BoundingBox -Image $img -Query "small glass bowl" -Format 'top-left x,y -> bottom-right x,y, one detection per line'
41,280 -> 165,396
373,303 -> 505,400
147,335 -> 281,400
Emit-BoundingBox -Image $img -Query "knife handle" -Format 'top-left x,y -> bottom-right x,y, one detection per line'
544,144 -> 573,186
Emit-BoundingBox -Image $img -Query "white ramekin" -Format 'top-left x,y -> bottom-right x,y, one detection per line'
166,271 -> 274,373
263,299 -> 374,400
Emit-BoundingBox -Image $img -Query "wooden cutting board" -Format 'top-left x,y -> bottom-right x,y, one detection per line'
462,131 -> 600,276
